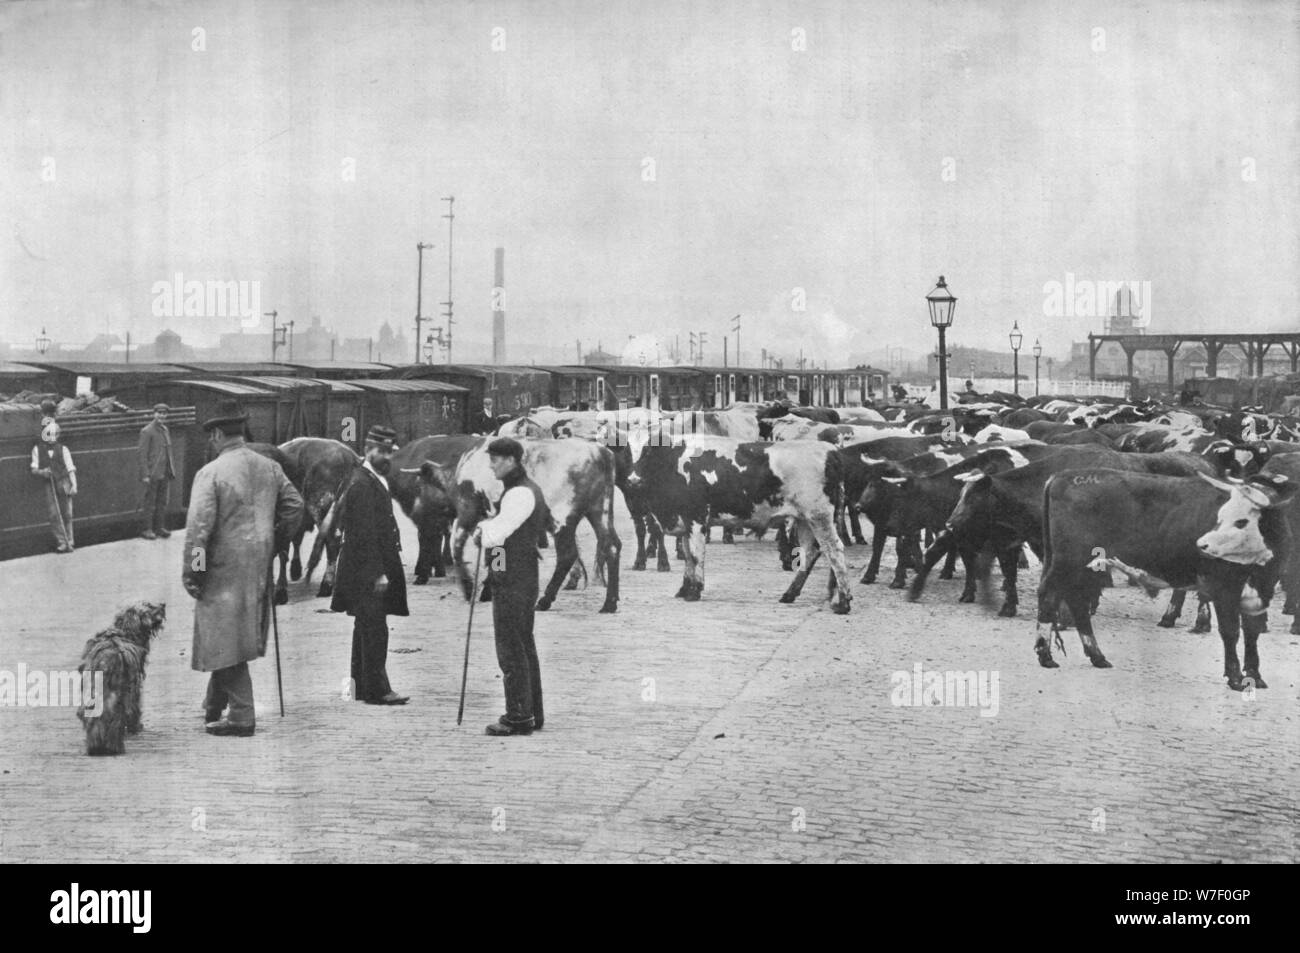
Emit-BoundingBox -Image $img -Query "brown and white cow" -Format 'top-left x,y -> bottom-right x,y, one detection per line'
422,437 -> 622,613
628,435 -> 853,613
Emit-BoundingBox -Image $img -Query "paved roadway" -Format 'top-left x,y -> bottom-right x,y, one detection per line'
1,498 -> 1296,863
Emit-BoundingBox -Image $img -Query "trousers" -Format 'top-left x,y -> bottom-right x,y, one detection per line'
44,483 -> 74,550
350,592 -> 394,702
143,478 -> 170,533
203,662 -> 255,725
491,578 -> 543,728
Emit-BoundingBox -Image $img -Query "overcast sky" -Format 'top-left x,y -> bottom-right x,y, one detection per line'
1,0 -> 1296,365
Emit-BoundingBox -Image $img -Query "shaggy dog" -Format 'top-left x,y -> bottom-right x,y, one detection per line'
76,601 -> 166,756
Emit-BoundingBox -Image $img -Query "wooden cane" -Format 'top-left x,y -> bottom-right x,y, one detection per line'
456,542 -> 484,726
268,560 -> 285,717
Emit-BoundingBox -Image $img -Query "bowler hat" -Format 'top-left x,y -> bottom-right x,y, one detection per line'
202,399 -> 250,434
364,424 -> 398,449
487,436 -> 524,463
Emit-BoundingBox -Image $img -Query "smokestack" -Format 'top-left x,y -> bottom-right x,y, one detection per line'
492,247 -> 505,365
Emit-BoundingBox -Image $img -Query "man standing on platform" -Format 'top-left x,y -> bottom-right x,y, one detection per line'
474,437 -> 550,736
138,403 -> 175,539
184,408 -> 303,737
331,425 -> 410,706
30,420 -> 77,554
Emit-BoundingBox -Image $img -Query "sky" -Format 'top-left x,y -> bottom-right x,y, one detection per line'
1,0 -> 1296,366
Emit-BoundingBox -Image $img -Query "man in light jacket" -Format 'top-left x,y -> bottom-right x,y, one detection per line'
183,408 -> 303,737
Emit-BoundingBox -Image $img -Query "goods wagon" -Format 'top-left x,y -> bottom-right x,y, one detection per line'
0,404 -> 198,559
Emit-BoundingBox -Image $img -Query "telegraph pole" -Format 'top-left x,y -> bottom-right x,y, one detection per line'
265,310 -> 279,361
731,314 -> 741,367
415,241 -> 432,364
440,196 -> 455,363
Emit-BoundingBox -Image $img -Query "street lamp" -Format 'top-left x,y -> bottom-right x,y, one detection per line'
1009,321 -> 1024,396
1033,338 -> 1042,396
36,327 -> 51,355
926,276 -> 957,410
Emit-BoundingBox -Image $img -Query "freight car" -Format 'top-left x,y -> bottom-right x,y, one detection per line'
0,403 -> 198,559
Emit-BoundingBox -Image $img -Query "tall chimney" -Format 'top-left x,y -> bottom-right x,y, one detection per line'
492,247 -> 506,364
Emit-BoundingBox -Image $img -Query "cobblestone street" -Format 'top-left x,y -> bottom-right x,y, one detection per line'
2,500 -> 1296,863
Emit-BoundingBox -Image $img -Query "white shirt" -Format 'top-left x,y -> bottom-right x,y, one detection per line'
478,485 -> 536,549
363,458 -> 389,494
31,443 -> 75,473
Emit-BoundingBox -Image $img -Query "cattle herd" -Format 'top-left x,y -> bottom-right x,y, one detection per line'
250,392 -> 1300,695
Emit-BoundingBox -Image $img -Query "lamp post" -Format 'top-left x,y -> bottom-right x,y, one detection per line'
36,327 -> 51,356
1009,321 -> 1023,396
1033,338 -> 1042,396
925,276 -> 957,410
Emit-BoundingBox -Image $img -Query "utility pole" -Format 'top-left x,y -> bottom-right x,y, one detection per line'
287,320 -> 295,361
415,241 -> 432,364
731,314 -> 741,367
698,331 -> 708,364
440,196 -> 455,363
265,310 -> 279,361
125,330 -> 131,364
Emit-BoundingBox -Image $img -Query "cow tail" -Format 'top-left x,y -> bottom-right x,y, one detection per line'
1039,475 -> 1055,619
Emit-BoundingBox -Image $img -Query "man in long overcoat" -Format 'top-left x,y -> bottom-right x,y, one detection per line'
331,424 -> 410,705
138,402 -> 176,538
183,409 -> 303,736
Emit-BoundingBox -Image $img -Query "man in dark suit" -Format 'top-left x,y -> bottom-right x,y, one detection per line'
138,402 -> 176,539
331,425 -> 410,705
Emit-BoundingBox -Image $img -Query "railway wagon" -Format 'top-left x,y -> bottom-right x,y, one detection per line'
535,365 -> 608,410
389,363 -> 552,423
25,361 -> 196,400
0,403 -> 198,559
279,360 -> 395,381
0,361 -> 56,396
349,379 -> 470,445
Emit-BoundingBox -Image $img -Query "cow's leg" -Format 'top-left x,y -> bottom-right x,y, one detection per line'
433,524 -> 451,579
563,554 -> 586,590
1242,609 -> 1268,689
1158,588 -> 1187,628
652,518 -> 672,573
589,505 -> 621,614
275,546 -> 290,605
289,525 -> 305,581
906,532 -> 951,602
835,502 -> 852,546
413,521 -> 435,585
453,527 -> 475,602
722,525 -> 736,544
631,510 -> 648,571
938,543 -> 958,581
1072,587 -> 1112,668
675,535 -> 686,560
849,509 -> 868,546
776,521 -> 795,571
1212,588 -> 1247,690
809,515 -> 852,614
780,520 -> 823,604
890,534 -> 920,589
1191,594 -> 1213,634
994,547 -> 1019,616
538,523 -> 580,611
676,521 -> 706,601
320,531 -> 341,598
859,523 -> 887,584
1034,563 -> 1069,668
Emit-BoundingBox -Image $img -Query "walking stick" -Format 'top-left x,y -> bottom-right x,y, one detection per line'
268,560 -> 286,717
456,542 -> 484,726
46,471 -> 70,548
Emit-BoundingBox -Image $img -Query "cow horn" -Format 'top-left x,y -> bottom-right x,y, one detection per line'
882,476 -> 907,485
1196,471 -> 1235,494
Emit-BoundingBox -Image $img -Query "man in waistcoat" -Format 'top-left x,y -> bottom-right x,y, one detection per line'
474,436 -> 550,736
30,421 -> 77,553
